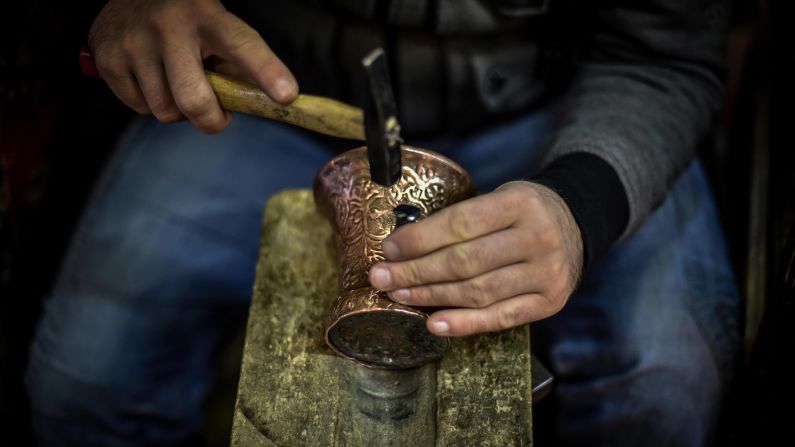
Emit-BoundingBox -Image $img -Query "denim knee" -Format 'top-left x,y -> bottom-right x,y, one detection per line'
24,285 -> 226,446
26,338 -> 206,447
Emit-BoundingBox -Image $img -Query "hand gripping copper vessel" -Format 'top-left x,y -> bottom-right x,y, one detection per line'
314,145 -> 475,369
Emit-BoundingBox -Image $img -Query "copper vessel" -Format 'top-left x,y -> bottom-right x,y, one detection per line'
314,145 -> 475,369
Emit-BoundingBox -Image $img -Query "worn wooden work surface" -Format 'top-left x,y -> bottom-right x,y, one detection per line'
230,190 -> 533,446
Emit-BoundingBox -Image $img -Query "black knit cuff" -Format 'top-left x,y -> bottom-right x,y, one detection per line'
531,153 -> 629,270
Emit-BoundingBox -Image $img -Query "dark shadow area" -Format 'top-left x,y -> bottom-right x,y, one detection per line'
2,1 -> 135,444
722,1 -> 795,445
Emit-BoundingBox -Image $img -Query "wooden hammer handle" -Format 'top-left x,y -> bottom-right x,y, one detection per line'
80,48 -> 364,140
205,71 -> 364,141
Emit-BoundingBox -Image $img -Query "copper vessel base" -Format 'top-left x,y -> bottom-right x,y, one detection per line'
327,290 -> 448,369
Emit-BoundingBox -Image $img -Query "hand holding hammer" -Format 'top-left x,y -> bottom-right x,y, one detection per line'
83,0 -> 363,140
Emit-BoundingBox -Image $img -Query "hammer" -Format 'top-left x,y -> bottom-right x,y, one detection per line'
79,48 -> 364,141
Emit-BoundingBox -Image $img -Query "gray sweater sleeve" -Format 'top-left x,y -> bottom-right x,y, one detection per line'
538,0 -> 732,240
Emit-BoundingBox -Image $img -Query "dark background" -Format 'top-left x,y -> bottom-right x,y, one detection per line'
1,1 -> 792,445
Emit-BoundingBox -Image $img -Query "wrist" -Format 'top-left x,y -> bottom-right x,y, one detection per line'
530,152 -> 629,269
531,182 -> 585,287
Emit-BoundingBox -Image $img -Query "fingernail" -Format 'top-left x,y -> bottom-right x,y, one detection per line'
430,321 -> 450,334
382,240 -> 400,259
390,288 -> 411,302
370,267 -> 392,289
273,77 -> 297,102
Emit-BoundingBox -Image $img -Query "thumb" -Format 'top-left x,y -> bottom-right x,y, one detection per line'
203,12 -> 298,104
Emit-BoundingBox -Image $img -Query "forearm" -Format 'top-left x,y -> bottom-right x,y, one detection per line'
533,0 -> 731,267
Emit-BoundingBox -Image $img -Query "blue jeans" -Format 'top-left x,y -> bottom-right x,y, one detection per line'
25,111 -> 739,446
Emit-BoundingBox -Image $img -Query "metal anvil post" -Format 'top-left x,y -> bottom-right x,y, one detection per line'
313,145 -> 475,369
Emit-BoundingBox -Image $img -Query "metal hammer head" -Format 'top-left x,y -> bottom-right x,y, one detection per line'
363,48 -> 403,187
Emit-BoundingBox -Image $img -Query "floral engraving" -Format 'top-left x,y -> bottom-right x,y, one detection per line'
315,147 -> 475,291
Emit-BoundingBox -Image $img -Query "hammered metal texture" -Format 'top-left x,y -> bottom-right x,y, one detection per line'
314,146 -> 475,369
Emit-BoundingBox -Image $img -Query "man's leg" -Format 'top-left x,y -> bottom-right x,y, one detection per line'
533,160 -> 741,447
25,115 -> 333,446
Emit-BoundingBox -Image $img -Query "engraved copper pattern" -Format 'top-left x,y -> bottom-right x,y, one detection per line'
314,145 -> 475,369
315,146 -> 475,292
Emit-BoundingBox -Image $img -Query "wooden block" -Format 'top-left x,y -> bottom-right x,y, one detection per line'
230,190 -> 533,446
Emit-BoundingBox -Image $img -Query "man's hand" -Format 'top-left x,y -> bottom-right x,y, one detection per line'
88,0 -> 298,133
368,181 -> 583,337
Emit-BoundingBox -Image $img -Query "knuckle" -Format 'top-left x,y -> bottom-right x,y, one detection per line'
149,4 -> 185,33
119,34 -> 143,58
502,187 -> 526,207
548,260 -> 567,282
494,307 -> 513,331
192,1 -> 222,21
91,39 -> 115,60
448,207 -> 479,240
448,246 -> 477,279
199,9 -> 235,35
429,285 -> 454,306
177,90 -> 215,117
395,262 -> 419,285
465,278 -> 490,307
148,14 -> 168,33
472,312 -> 492,334
497,194 -> 522,220
495,304 -> 528,331
517,189 -> 544,214
411,286 -> 430,304
456,314 -> 478,335
536,224 -> 560,248
96,58 -> 127,82
105,70 -> 134,86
